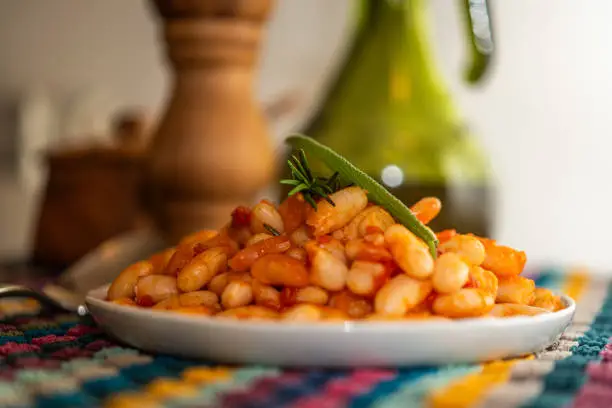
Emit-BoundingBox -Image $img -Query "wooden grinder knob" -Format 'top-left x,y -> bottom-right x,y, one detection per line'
147,0 -> 276,243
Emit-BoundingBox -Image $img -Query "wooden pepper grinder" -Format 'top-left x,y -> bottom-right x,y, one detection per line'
146,0 -> 276,243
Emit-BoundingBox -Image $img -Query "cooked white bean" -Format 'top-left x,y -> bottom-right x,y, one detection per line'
496,276 -> 535,305
281,304 -> 322,322
177,248 -> 226,292
221,281 -> 253,309
432,288 -> 494,318
178,291 -> 219,308
347,261 -> 387,297
305,242 -> 348,291
431,253 -> 469,294
246,233 -> 274,247
374,275 -> 433,316
438,235 -> 486,266
384,225 -> 434,279
305,186 -> 368,236
134,275 -> 179,304
295,286 -> 329,305
250,201 -> 285,235
108,261 -> 154,300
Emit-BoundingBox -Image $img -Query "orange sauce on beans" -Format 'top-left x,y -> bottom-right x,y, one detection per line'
258,301 -> 282,311
228,236 -> 291,272
317,235 -> 333,244
423,292 -> 437,311
329,291 -> 372,318
278,194 -> 306,234
280,287 -> 299,308
381,260 -> 400,276
369,264 -> 394,294
231,206 -> 252,228
164,242 -> 204,276
358,245 -> 393,262
464,274 -> 478,289
365,226 -> 384,235
436,229 -> 457,244
250,254 -> 310,287
149,248 -> 175,275
136,295 -> 155,307
200,234 -> 239,254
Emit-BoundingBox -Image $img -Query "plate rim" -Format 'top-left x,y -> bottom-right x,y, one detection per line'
86,284 -> 576,334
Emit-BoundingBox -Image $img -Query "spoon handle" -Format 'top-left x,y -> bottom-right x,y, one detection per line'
0,284 -> 88,316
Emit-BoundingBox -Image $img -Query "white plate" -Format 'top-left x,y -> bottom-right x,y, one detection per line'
86,285 -> 575,367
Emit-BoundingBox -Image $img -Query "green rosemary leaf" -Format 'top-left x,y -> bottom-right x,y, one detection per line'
310,185 -> 330,199
263,223 -> 281,236
303,193 -> 318,210
291,153 -> 310,181
280,179 -> 301,186
308,187 -> 334,207
319,184 -> 334,194
315,177 -> 334,194
281,147 -> 343,211
327,172 -> 340,190
322,195 -> 336,206
287,160 -> 305,181
288,184 -> 309,196
298,149 -> 314,181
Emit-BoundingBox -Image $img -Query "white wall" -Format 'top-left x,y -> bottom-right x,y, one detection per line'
430,1 -> 612,270
0,0 -> 610,272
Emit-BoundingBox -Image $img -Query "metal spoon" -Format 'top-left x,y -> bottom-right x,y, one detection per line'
0,283 -> 89,316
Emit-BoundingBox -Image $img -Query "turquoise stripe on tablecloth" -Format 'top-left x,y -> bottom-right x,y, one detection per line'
521,281 -> 612,408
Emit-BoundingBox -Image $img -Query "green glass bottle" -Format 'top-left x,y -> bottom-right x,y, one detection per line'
284,0 -> 495,236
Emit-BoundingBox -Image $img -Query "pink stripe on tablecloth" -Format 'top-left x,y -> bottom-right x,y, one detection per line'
571,337 -> 612,408
600,344 -> 612,362
290,369 -> 397,408
219,371 -> 305,407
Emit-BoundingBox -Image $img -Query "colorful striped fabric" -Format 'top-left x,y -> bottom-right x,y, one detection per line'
0,267 -> 609,408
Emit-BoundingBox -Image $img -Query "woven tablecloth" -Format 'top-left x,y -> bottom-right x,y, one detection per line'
0,267 -> 609,408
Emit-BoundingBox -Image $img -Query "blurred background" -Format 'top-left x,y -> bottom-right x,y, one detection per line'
0,0 -> 609,275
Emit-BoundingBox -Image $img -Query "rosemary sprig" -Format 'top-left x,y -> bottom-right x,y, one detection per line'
263,223 -> 281,236
280,149 -> 339,210
286,135 -> 438,257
